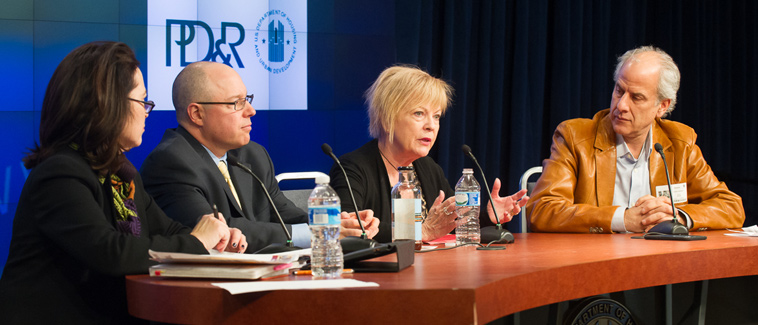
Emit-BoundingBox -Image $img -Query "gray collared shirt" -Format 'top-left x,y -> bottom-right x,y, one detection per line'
610,128 -> 692,232
611,128 -> 653,232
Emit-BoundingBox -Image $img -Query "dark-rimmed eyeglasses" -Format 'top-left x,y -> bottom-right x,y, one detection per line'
129,98 -> 155,114
195,94 -> 254,111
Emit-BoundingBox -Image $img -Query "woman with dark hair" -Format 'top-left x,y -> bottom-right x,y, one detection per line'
0,41 -> 246,324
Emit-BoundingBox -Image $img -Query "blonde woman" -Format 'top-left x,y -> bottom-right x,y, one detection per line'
329,65 -> 527,243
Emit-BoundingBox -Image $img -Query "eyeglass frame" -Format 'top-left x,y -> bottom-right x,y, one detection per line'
195,94 -> 254,111
129,98 -> 155,114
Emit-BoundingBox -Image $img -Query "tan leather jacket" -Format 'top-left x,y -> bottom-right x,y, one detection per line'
528,109 -> 745,233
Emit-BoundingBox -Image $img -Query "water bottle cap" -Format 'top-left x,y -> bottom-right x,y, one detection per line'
463,168 -> 474,174
315,175 -> 330,184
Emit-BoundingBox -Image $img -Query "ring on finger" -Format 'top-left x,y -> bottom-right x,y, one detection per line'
442,207 -> 450,215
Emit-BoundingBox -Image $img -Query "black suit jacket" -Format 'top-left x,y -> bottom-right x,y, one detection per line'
0,147 -> 206,324
329,139 -> 454,243
141,127 -> 308,252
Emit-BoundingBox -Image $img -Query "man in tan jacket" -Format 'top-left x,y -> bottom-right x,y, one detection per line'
528,46 -> 745,233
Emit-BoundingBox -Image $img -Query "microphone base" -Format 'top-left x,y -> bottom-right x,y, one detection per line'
253,243 -> 303,254
343,239 -> 415,273
480,226 -> 515,244
476,245 -> 507,251
647,221 -> 689,235
340,236 -> 379,254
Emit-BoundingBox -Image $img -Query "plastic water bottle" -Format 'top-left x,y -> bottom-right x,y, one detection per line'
308,175 -> 343,278
391,166 -> 423,250
455,168 -> 481,245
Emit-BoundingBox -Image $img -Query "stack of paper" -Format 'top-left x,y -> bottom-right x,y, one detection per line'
725,225 -> 758,237
148,249 -> 310,280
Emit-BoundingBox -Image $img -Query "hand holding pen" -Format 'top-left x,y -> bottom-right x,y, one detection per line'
212,204 -> 220,219
190,205 -> 247,253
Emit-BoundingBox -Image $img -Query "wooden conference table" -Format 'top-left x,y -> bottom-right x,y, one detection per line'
126,231 -> 758,324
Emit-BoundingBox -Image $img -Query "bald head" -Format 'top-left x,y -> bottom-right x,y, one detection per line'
172,61 -> 241,126
171,61 -> 254,157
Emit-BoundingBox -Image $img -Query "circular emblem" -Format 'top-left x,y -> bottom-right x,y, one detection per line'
565,297 -> 636,325
455,193 -> 469,205
253,9 -> 298,74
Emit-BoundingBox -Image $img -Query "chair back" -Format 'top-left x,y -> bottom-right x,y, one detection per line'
518,166 -> 542,233
275,172 -> 329,212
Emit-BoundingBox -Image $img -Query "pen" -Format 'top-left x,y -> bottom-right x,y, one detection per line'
212,204 -> 219,219
292,269 -> 354,275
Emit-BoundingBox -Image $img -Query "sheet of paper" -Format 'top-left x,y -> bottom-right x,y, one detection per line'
149,248 -> 311,265
212,279 -> 380,295
724,225 -> 758,237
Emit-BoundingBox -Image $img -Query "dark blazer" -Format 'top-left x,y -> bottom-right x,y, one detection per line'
141,127 -> 308,252
329,139 -> 454,243
0,147 -> 206,324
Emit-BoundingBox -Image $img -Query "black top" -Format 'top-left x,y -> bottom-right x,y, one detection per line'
329,139 -> 454,243
141,127 -> 308,252
0,147 -> 207,324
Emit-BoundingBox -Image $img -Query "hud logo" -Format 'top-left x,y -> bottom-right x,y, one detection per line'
566,297 -> 636,325
165,10 -> 299,74
166,20 -> 246,68
253,10 -> 299,74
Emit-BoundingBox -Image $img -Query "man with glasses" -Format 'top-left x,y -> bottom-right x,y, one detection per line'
141,61 -> 379,252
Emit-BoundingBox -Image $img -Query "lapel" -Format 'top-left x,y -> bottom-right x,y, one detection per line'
176,127 -> 245,215
594,113 -> 617,206
65,146 -> 119,227
649,118 -> 673,192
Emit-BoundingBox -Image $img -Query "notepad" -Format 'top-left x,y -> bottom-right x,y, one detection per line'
149,263 -> 296,280
148,248 -> 310,265
147,249 -> 309,280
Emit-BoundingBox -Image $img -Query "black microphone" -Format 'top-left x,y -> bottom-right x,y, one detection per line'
321,143 -> 378,253
227,155 -> 303,254
462,144 -> 514,247
647,143 -> 689,235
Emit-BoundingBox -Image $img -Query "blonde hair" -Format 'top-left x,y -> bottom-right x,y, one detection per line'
365,65 -> 453,142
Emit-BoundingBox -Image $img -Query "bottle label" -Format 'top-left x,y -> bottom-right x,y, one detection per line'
392,198 -> 422,240
414,199 -> 423,242
308,205 -> 341,225
455,192 -> 480,207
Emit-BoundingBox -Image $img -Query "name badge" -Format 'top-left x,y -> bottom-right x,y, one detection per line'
655,183 -> 687,204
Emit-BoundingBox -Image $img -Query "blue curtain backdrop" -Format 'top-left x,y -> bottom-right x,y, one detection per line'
395,0 -> 758,231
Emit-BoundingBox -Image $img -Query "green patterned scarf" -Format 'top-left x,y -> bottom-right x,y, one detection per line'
71,143 -> 142,236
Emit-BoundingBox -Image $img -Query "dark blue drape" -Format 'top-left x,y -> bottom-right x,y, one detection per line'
396,0 -> 758,231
